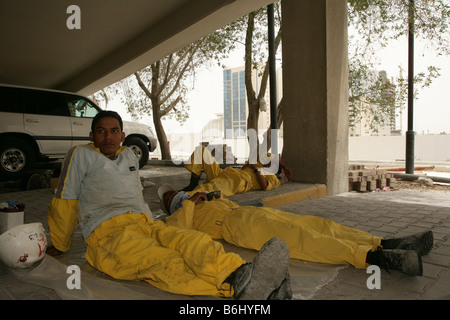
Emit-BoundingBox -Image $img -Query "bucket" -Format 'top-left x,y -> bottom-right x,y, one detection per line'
0,201 -> 25,235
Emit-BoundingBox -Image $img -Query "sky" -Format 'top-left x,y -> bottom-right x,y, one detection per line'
109,35 -> 450,136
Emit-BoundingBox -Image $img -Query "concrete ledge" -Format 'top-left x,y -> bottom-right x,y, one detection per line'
261,184 -> 327,207
228,182 -> 327,207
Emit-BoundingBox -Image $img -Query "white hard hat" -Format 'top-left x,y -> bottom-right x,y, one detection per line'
0,223 -> 47,268
157,183 -> 176,214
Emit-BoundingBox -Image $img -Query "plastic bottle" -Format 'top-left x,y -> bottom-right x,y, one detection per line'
8,201 -> 17,209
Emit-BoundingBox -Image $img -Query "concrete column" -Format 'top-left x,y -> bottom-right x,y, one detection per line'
281,0 -> 349,195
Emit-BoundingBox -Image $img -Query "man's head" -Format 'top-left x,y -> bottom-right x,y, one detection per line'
90,111 -> 125,157
157,183 -> 190,214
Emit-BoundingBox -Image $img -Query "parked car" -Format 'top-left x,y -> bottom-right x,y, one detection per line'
0,84 -> 158,180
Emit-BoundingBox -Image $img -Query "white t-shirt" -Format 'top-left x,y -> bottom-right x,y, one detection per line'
55,144 -> 152,240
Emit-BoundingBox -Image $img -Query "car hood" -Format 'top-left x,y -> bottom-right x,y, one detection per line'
122,120 -> 155,138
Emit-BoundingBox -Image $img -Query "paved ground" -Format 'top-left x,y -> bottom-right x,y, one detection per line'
1,164 -> 449,301
277,189 -> 450,300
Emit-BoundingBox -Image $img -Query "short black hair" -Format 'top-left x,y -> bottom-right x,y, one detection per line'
91,110 -> 123,132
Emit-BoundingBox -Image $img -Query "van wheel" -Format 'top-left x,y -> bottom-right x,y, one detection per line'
124,137 -> 149,169
0,138 -> 36,180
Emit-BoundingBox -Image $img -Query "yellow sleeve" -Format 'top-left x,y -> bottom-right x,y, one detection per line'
165,200 -> 195,230
47,197 -> 79,252
263,173 -> 281,191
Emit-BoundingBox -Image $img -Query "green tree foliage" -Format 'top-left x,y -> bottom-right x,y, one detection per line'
93,1 -> 450,159
347,0 -> 450,133
108,28 -> 241,160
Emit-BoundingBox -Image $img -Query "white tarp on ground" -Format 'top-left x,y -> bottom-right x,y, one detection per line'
3,219 -> 345,300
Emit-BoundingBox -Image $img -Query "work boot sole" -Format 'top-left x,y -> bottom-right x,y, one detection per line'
387,249 -> 423,276
237,237 -> 290,300
268,273 -> 292,300
403,250 -> 423,276
406,231 -> 434,256
384,231 -> 434,256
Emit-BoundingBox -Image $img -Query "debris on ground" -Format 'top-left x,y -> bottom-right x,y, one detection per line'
349,164 -> 450,193
394,179 -> 450,193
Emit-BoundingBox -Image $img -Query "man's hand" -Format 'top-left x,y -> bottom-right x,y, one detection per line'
189,192 -> 207,205
283,166 -> 293,179
46,246 -> 63,256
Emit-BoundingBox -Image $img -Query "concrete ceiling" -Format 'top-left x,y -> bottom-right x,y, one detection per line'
0,0 -> 274,96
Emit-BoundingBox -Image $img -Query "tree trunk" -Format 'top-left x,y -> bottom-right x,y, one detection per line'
244,12 -> 260,160
134,68 -> 173,160
260,97 -> 284,153
244,9 -> 282,159
152,107 -> 172,160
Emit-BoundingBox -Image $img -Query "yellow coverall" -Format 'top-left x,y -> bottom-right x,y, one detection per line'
48,144 -> 244,297
184,146 -> 280,197
166,197 -> 382,269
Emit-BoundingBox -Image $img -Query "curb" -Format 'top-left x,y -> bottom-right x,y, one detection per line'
261,184 -> 328,207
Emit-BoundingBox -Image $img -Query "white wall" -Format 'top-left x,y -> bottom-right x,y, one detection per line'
349,134 -> 450,162
152,130 -> 284,164
151,132 -> 450,163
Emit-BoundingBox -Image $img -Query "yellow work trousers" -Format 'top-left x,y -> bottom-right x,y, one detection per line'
181,203 -> 382,269
221,206 -> 382,269
85,212 -> 244,297
185,145 -> 222,181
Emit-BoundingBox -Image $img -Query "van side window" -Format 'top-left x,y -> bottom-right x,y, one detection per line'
0,86 -> 22,113
66,95 -> 100,118
23,89 -> 69,116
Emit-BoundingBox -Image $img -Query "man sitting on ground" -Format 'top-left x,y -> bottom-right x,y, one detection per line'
45,110 -> 292,300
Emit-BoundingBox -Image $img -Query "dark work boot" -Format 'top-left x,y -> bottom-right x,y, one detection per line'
226,237 -> 291,300
382,231 -> 434,256
181,174 -> 200,191
268,273 -> 292,300
367,247 -> 423,276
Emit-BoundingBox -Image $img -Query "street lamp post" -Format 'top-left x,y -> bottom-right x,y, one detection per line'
405,0 -> 415,174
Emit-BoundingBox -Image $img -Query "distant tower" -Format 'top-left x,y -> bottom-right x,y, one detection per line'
223,66 -> 270,139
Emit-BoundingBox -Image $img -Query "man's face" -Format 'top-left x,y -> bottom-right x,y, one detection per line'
89,117 -> 125,157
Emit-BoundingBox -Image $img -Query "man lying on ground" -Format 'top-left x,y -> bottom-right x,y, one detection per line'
181,145 -> 292,197
159,184 -> 434,277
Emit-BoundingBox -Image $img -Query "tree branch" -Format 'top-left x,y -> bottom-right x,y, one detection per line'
161,96 -> 182,117
134,71 -> 152,99
160,46 -> 198,106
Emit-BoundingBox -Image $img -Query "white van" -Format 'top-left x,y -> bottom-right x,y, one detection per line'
0,84 -> 157,180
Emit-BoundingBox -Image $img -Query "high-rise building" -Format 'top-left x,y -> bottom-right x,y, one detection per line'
349,70 -> 398,136
223,65 -> 270,139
